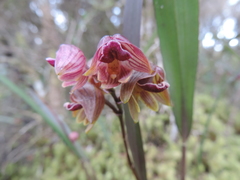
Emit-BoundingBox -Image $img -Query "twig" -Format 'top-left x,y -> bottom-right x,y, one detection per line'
108,88 -> 140,180
108,89 -> 122,111
105,99 -> 120,115
118,114 -> 140,180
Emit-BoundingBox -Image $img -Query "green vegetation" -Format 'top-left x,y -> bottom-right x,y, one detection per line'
2,93 -> 239,180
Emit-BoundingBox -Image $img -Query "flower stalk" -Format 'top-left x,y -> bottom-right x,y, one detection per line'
118,113 -> 140,180
106,89 -> 140,180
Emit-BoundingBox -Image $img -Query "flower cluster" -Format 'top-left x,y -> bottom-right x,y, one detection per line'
46,34 -> 171,132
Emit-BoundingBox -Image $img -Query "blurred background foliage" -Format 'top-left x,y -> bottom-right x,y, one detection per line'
0,0 -> 240,180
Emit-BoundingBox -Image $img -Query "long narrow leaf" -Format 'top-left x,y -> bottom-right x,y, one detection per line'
28,90 -> 88,160
0,75 -> 86,159
122,0 -> 147,179
122,105 -> 146,179
153,0 -> 199,140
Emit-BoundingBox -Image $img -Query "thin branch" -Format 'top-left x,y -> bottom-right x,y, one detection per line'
108,89 -> 122,113
109,88 -> 140,180
105,99 -> 120,115
118,114 -> 140,180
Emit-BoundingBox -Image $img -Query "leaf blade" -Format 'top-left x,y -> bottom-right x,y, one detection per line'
122,0 -> 147,179
0,75 -> 87,159
153,0 -> 199,139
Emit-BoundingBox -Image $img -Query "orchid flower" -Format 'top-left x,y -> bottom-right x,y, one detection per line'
84,34 -> 152,89
46,44 -> 88,90
46,35 -> 171,131
64,77 -> 105,133
120,65 -> 171,122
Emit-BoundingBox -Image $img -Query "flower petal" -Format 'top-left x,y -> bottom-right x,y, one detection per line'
84,49 -> 101,76
72,110 -> 79,117
48,44 -> 88,88
71,83 -> 105,123
76,108 -> 87,123
55,44 -> 86,76
120,71 -> 153,103
97,63 -> 120,89
97,35 -> 112,49
83,119 -> 90,125
154,66 -> 165,81
62,81 -> 77,87
85,123 -> 95,133
118,63 -> 133,83
70,75 -> 88,92
100,41 -> 131,63
138,81 -> 170,93
46,58 -> 55,67
64,102 -> 82,111
153,89 -> 172,106
101,78 -> 120,89
128,96 -> 140,122
59,69 -> 83,82
121,42 -> 152,73
97,34 -> 131,50
97,61 -> 133,89
139,91 -> 159,111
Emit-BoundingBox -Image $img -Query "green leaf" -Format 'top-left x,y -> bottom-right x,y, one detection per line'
122,0 -> 147,179
0,75 -> 87,159
153,0 -> 199,140
123,105 -> 146,180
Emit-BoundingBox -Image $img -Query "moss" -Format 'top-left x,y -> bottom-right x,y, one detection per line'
3,93 -> 239,180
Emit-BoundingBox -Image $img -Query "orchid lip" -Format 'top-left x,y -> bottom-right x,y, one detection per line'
85,34 -> 152,88
100,41 -> 131,63
64,102 -> 83,111
138,81 -> 170,93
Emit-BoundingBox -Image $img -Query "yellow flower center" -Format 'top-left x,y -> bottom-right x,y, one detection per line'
107,59 -> 120,79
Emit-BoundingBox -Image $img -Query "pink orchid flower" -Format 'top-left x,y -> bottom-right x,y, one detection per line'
46,44 -> 88,90
84,34 -> 152,89
64,77 -> 105,133
120,65 -> 171,122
